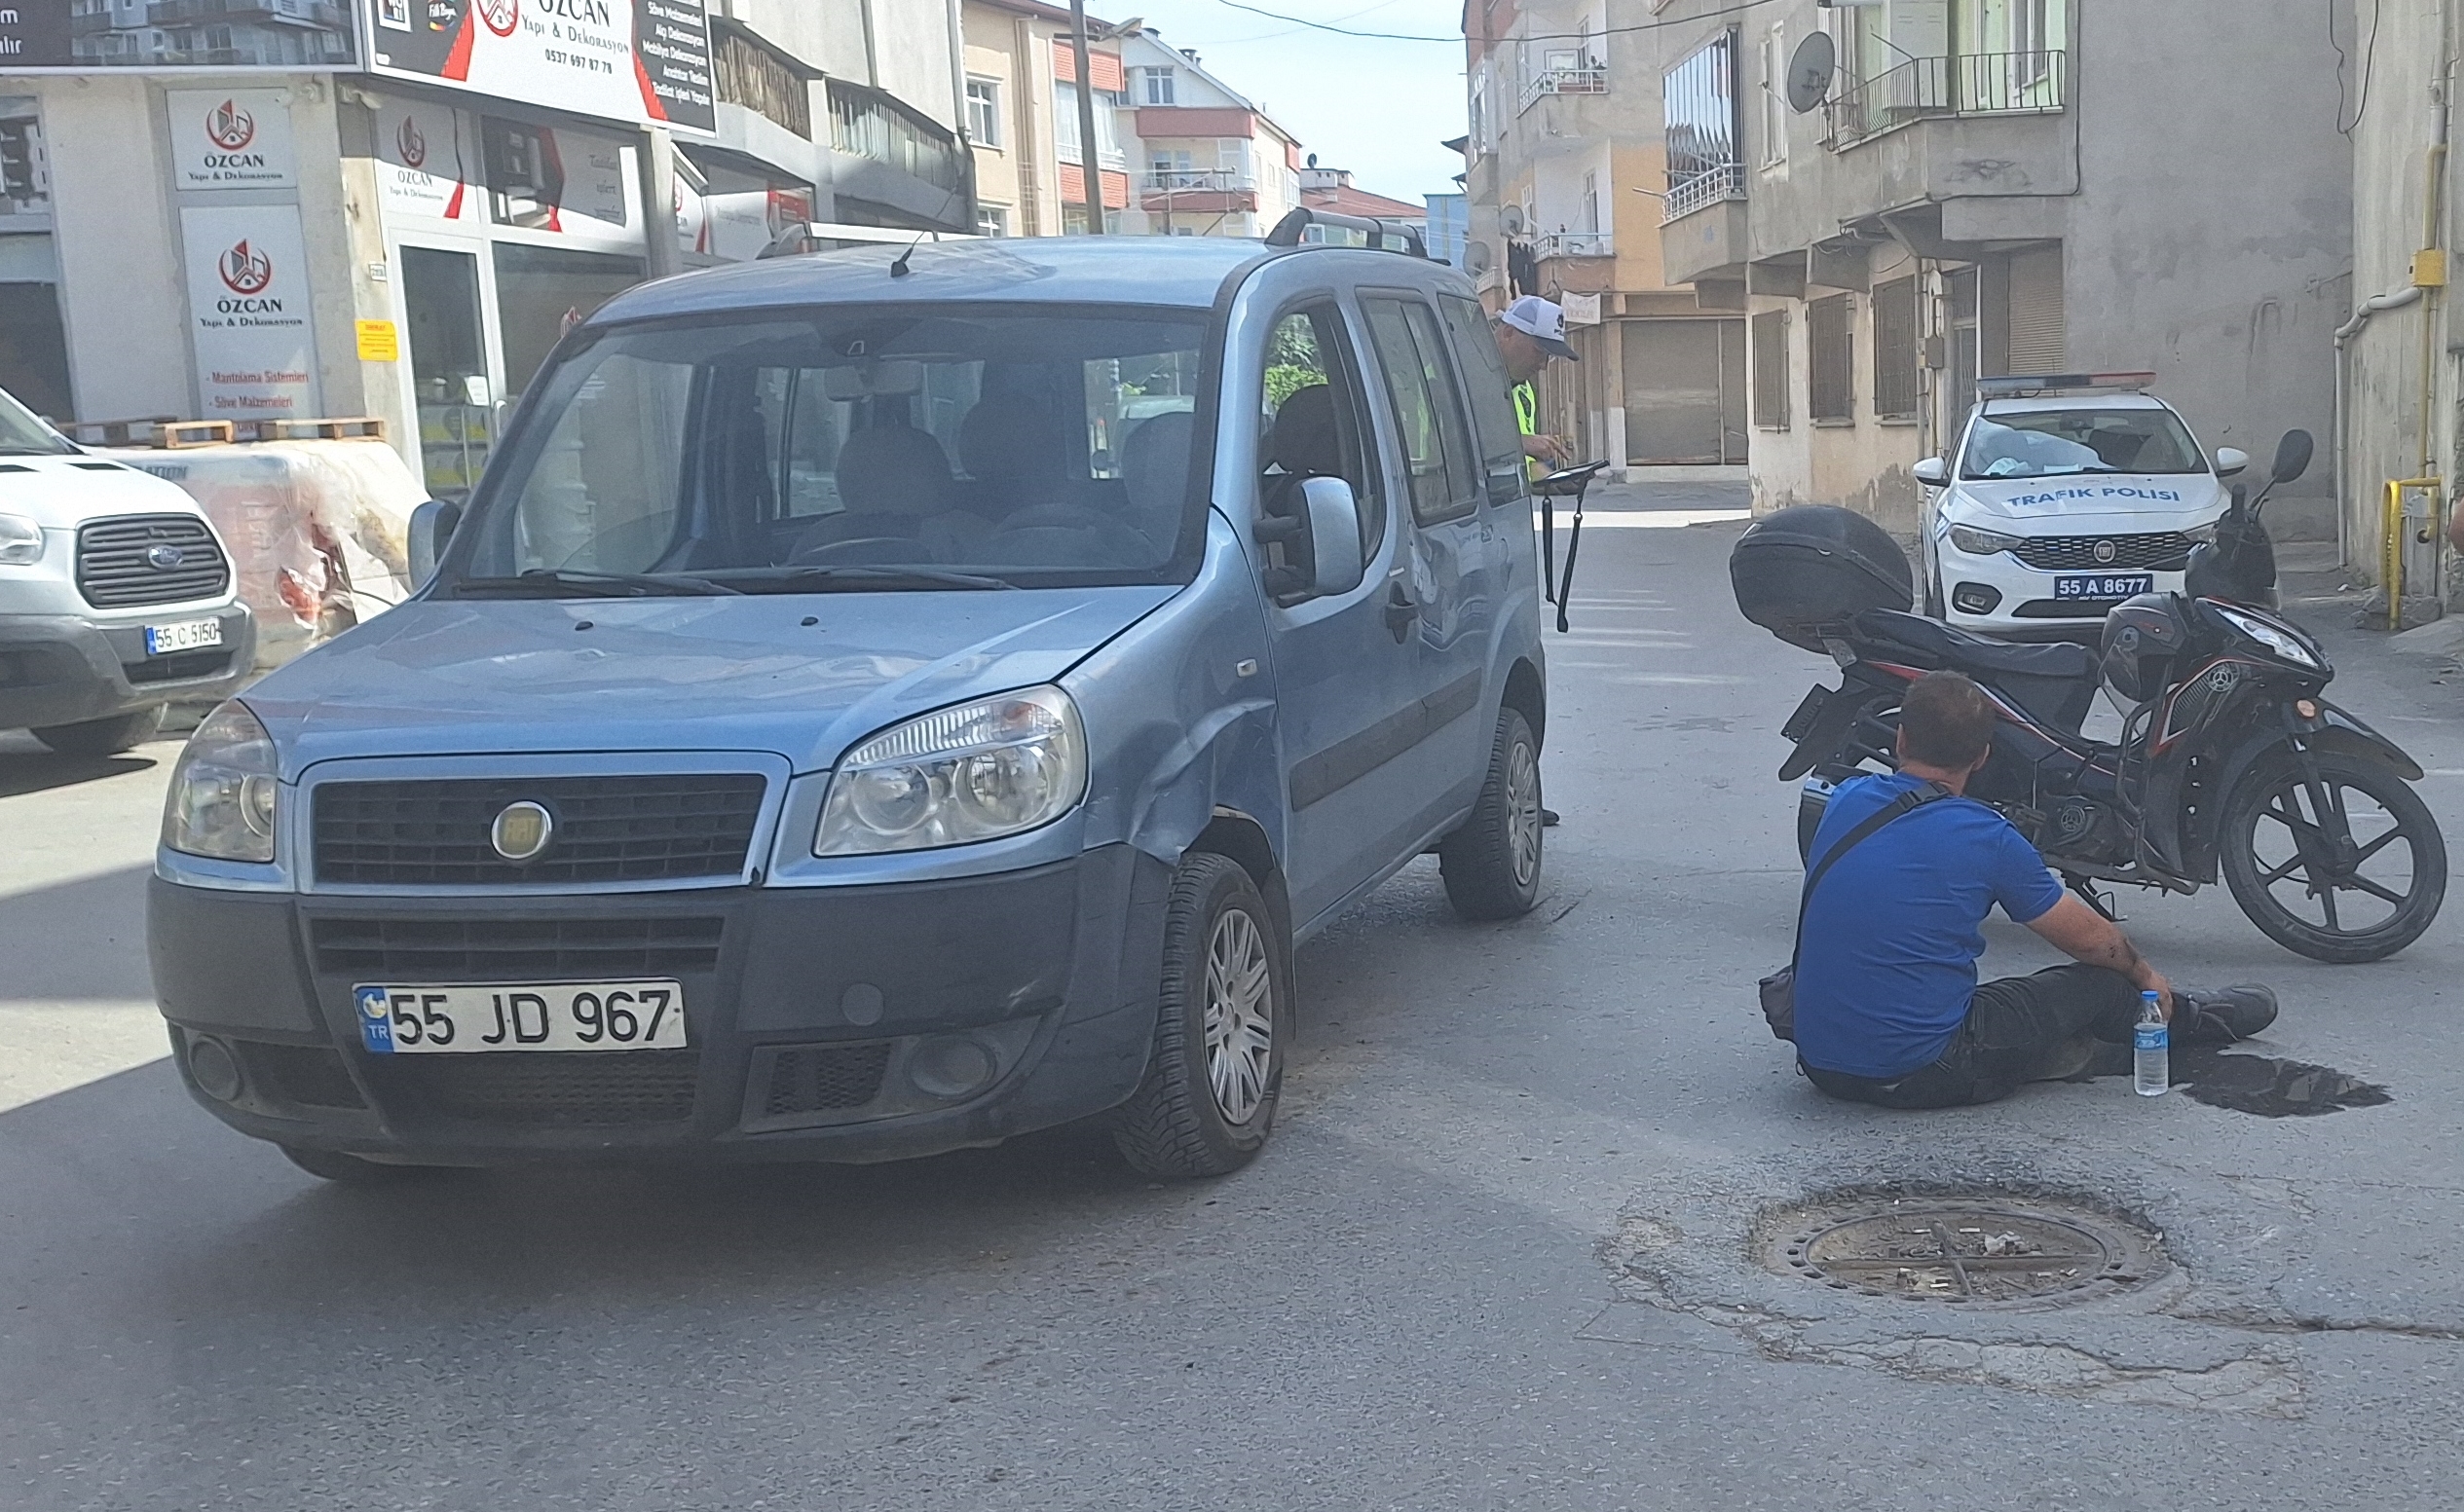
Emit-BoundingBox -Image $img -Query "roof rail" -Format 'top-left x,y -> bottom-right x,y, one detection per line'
1976,371 -> 2156,399
1264,207 -> 1429,259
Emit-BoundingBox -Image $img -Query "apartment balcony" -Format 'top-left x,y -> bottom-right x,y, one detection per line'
1531,231 -> 1616,294
1822,51 -> 2067,151
1533,230 -> 1612,260
1140,169 -> 1257,214
1518,66 -> 1607,115
1660,163 -> 1750,286
1661,161 -> 1743,227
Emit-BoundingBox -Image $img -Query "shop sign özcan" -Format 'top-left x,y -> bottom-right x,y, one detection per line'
366,0 -> 716,134
180,204 -> 322,421
375,95 -> 473,221
167,90 -> 299,191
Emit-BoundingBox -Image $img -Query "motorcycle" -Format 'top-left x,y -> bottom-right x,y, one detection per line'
1732,432 -> 2447,964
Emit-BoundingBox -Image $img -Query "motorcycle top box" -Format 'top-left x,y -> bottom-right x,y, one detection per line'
1729,504 -> 1913,651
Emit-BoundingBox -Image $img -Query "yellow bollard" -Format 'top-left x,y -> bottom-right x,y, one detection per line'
2383,478 -> 2445,629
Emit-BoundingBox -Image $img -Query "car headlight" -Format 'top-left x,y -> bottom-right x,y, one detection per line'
2182,518 -> 2221,544
1946,523 -> 2026,556
0,513 -> 42,565
163,700 -> 280,863
2209,604 -> 2325,670
815,685 -> 1087,856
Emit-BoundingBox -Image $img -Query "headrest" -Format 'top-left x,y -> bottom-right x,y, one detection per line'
834,424 -> 952,516
1269,384 -> 1340,478
957,392 -> 1064,481
1121,410 -> 1195,512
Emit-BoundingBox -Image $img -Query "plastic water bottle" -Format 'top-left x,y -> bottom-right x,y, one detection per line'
2134,990 -> 2170,1097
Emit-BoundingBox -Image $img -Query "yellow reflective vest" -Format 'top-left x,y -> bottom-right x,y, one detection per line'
1513,381 -> 1542,478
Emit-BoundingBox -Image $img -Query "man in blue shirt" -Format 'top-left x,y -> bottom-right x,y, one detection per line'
1794,671 -> 2277,1109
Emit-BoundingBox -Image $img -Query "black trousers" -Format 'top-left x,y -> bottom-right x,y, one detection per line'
1800,965 -> 2143,1110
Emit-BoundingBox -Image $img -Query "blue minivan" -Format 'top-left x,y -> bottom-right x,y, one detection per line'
147,227 -> 1548,1180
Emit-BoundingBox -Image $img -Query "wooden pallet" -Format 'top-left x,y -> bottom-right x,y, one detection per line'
61,416 -> 178,447
273,416 -> 388,442
157,420 -> 236,449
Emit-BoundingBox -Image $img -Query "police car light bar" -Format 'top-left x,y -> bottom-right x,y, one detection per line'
1976,371 -> 2157,399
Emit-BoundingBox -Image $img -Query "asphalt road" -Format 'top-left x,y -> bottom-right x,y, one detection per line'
6,500 -> 2463,1511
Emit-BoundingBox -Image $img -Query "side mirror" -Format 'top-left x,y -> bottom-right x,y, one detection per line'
2271,428 -> 2314,483
407,498 -> 465,588
2213,446 -> 2250,478
1298,477 -> 1365,596
1911,457 -> 1949,488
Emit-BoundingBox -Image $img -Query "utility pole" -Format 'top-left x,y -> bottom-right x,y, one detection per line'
1069,0 -> 1105,234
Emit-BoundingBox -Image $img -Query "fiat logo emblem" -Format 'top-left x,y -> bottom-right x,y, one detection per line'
2092,539 -> 2117,564
490,800 -> 554,863
146,543 -> 186,570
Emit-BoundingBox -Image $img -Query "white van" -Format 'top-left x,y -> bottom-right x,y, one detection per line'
0,387 -> 254,753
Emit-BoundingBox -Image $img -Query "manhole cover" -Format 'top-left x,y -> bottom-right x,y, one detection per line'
1759,1194 -> 2165,1308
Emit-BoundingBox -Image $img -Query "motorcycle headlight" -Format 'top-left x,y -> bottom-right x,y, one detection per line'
163,700 -> 280,863
1947,523 -> 2026,556
2209,604 -> 2324,670
815,686 -> 1087,856
0,513 -> 43,566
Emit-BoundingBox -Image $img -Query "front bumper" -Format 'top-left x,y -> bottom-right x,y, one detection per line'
148,843 -> 1172,1164
1936,551 -> 2186,641
0,605 -> 254,730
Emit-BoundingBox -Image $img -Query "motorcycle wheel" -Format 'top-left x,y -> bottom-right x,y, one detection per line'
2219,749 -> 2447,963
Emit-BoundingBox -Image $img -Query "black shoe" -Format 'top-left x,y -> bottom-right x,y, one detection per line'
1541,808 -> 1561,828
2174,985 -> 2279,1045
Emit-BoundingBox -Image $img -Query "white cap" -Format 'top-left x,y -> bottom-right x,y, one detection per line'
1498,295 -> 1579,360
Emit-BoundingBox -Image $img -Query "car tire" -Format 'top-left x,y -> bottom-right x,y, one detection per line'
1109,852 -> 1287,1179
1439,705 -> 1545,921
1923,564 -> 1946,619
279,1144 -> 425,1185
32,704 -> 165,756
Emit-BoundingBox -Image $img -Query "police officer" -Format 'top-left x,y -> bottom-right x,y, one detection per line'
1492,295 -> 1579,470
1493,295 -> 1578,829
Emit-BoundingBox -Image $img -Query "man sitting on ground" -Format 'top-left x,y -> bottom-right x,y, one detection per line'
1793,670 -> 2276,1108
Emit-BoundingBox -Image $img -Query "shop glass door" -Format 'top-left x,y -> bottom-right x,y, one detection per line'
400,245 -> 497,500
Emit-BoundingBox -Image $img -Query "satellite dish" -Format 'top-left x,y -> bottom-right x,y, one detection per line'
1501,205 -> 1526,235
1786,31 -> 1837,114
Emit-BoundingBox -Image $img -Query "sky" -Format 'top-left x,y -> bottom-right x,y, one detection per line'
1109,0 -> 1471,203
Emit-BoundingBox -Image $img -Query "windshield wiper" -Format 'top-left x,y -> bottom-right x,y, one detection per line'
452,568 -> 745,599
714,566 -> 1021,593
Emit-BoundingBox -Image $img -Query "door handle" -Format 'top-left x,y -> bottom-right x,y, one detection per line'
1383,580 -> 1417,642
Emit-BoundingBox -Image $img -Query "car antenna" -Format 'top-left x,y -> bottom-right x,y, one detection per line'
889,231 -> 928,278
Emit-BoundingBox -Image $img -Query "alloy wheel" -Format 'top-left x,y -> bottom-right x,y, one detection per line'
1506,736 -> 1543,888
1202,906 -> 1274,1125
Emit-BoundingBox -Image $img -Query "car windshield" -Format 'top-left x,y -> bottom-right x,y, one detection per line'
1960,407 -> 2207,479
450,305 -> 1209,595
0,385 -> 74,456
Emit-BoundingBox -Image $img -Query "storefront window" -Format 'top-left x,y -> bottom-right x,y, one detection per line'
401,247 -> 492,499
492,244 -> 646,402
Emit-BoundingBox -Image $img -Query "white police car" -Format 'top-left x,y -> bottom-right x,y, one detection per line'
1913,374 -> 2243,639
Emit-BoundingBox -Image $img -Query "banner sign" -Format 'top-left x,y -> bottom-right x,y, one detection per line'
166,91 -> 299,192
0,2 -> 355,71
179,204 -> 323,422
364,0 -> 716,134
375,94 -> 476,221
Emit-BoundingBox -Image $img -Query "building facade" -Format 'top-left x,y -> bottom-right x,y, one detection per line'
1461,0 -> 1749,476
1116,29 -> 1301,240
2339,0 -> 2460,605
0,1 -> 971,499
1650,0 -> 2351,537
